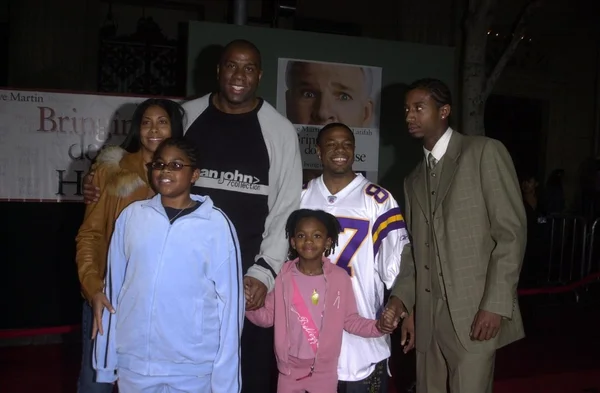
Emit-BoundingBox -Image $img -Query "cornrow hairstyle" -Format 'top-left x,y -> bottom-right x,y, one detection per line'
407,78 -> 452,108
153,137 -> 200,169
316,122 -> 355,146
120,98 -> 186,153
285,209 -> 343,260
221,39 -> 262,69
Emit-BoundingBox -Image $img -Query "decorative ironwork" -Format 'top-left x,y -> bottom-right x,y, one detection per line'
98,15 -> 181,96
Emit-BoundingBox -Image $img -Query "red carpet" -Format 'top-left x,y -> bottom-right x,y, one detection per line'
494,369 -> 600,393
1,301 -> 599,392
1,342 -> 598,393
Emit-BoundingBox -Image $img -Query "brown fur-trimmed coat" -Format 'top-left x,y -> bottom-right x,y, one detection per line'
75,147 -> 154,301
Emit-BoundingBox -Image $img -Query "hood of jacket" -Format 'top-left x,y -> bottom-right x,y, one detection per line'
95,146 -> 148,197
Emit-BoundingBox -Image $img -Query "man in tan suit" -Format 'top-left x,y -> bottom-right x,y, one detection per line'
381,78 -> 526,393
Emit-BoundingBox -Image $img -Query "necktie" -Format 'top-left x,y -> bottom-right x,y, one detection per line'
428,153 -> 438,169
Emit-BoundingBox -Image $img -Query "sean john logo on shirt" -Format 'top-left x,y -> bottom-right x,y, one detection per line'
200,169 -> 261,190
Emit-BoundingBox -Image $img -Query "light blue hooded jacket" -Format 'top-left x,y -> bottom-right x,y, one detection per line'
93,193 -> 243,393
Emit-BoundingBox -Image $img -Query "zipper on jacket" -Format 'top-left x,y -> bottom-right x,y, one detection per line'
293,269 -> 326,382
311,268 -> 328,376
145,220 -> 172,359
283,275 -> 292,376
285,264 -> 330,378
142,203 -> 200,359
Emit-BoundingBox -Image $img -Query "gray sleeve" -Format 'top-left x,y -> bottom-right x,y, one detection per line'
182,95 -> 210,134
246,114 -> 302,292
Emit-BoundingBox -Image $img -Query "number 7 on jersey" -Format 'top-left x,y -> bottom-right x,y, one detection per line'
333,217 -> 370,276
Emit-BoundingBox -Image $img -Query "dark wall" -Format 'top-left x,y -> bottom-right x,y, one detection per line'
485,94 -> 547,179
0,203 -> 84,329
0,3 -> 8,87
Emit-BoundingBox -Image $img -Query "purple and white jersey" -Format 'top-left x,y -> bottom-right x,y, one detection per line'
301,173 -> 409,381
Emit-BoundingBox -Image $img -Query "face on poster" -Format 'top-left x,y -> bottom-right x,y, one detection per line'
276,58 -> 382,182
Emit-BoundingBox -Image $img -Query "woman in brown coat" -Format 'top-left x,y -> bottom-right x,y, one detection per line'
75,98 -> 185,392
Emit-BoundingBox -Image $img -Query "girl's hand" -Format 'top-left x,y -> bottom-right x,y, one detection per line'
244,276 -> 267,310
377,308 -> 398,333
379,296 -> 408,334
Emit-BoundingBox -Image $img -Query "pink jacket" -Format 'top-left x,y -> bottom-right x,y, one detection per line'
246,257 -> 383,375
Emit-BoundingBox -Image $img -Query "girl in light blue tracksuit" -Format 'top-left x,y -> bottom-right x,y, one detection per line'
93,137 -> 244,393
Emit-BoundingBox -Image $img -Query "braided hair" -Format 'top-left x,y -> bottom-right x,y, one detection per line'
407,78 -> 452,108
153,137 -> 200,169
285,209 -> 343,260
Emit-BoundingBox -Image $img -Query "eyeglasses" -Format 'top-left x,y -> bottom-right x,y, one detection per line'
148,161 -> 194,171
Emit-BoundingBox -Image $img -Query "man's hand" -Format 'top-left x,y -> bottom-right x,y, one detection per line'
244,276 -> 267,311
83,171 -> 100,204
470,309 -> 502,341
91,292 -> 115,339
400,312 -> 415,353
379,296 -> 408,334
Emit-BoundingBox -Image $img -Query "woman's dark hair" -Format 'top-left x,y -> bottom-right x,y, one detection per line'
285,209 -> 343,259
316,122 -> 355,146
120,98 -> 186,153
153,137 -> 200,169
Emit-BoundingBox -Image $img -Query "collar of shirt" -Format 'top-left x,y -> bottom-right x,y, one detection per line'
423,127 -> 453,162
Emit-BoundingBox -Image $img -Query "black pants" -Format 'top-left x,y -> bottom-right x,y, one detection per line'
241,317 -> 278,393
337,359 -> 389,393
77,302 -> 115,393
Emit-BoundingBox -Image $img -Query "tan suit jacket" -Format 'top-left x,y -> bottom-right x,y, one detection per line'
391,132 -> 526,353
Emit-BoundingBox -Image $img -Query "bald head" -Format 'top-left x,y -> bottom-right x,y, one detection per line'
220,39 -> 262,70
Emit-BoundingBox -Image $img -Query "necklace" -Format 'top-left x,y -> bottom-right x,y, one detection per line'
296,262 -> 324,305
296,262 -> 323,276
311,289 -> 320,305
168,200 -> 195,223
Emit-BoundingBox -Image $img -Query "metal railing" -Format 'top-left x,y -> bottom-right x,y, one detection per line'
584,217 -> 600,277
522,214 -> 600,301
544,215 -> 588,285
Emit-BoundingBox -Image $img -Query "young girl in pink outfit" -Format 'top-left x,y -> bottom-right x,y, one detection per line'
246,209 -> 386,393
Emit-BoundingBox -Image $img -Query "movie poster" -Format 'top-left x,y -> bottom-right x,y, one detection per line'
0,89 -> 151,201
276,58 -> 382,182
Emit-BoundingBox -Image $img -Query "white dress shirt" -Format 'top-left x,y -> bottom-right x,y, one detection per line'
423,127 -> 453,167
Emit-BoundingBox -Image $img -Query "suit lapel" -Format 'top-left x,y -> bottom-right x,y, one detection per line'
411,160 -> 430,218
434,131 -> 463,212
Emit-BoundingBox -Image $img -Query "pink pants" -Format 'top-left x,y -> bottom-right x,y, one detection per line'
277,357 -> 338,393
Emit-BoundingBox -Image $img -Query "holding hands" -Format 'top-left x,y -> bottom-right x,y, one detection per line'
378,296 -> 415,353
244,276 -> 268,310
379,296 -> 407,333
